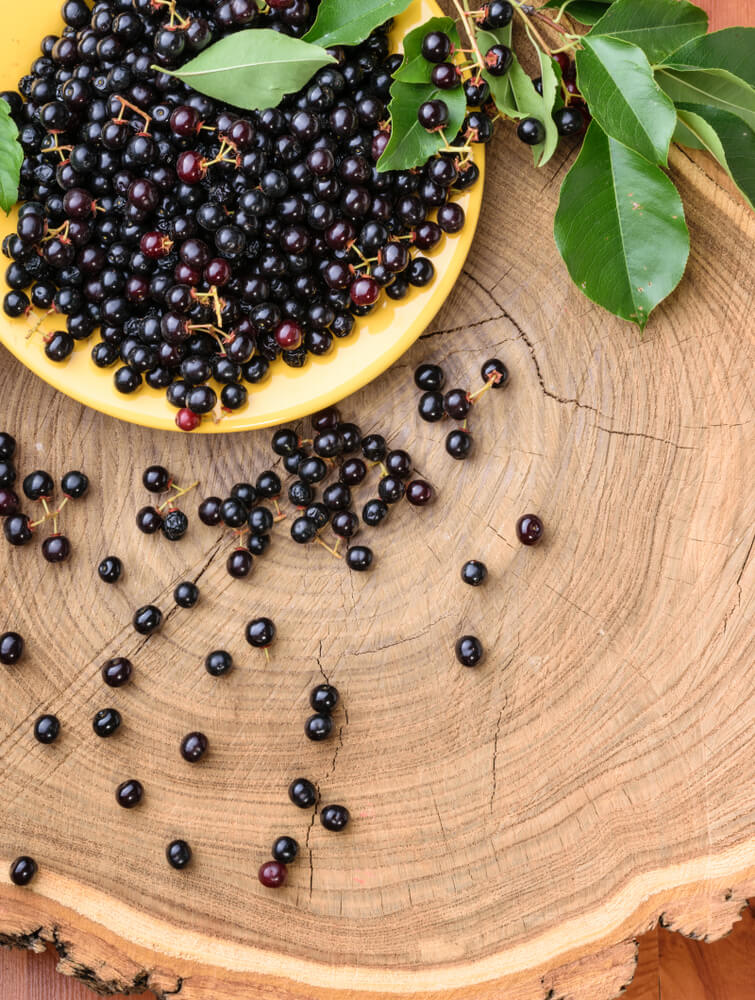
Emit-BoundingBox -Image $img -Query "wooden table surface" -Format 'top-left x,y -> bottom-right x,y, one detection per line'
1,0 -> 752,998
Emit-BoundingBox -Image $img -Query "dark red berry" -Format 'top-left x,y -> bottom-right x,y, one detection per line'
516,513 -> 544,545
259,860 -> 287,887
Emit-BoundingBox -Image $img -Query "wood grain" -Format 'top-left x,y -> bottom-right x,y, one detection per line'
1,0 -> 754,998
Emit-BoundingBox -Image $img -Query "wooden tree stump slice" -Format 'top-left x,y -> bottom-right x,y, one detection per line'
0,130 -> 753,1000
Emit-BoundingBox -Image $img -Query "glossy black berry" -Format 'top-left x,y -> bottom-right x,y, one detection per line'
446,428 -> 472,459
136,506 -> 163,534
332,510 -> 359,538
361,433 -> 386,462
115,779 -> 143,808
42,534 -> 71,563
481,358 -> 509,387
320,804 -> 350,831
256,470 -> 281,498
205,649 -> 233,676
227,547 -> 253,578
272,835 -> 299,864
0,631 -> 24,665
0,488 -> 19,517
464,77 -> 491,106
22,469 -> 54,501
143,465 -> 170,493
248,505 -> 275,535
34,714 -> 60,743
406,480 -> 433,506
246,616 -> 275,647
291,515 -> 317,544
93,707 -> 121,738
444,389 -> 470,420
378,475 -> 404,504
517,117 -> 546,145
102,657 -> 132,687
310,683 -> 339,714
418,99 -> 448,131
271,428 -> 299,456
385,449 -> 412,480
484,43 -> 513,76
288,777 -> 317,809
248,532 -> 271,556
174,581 -> 199,608
97,556 -> 123,584
0,433 -> 16,460
553,106 -> 585,136
421,31 -> 451,63
4,513 -> 33,546
167,840 -> 192,869
180,731 -> 208,762
304,502 -> 330,529
362,498 -> 388,526
418,390 -> 445,422
480,0 -> 513,28
461,559 -> 487,586
298,456 -> 328,484
455,635 -> 483,667
414,363 -> 445,391
220,497 -> 247,528
133,604 -> 162,634
231,482 -> 257,510
162,509 -> 189,540
198,496 -> 223,526
61,470 -> 89,498
10,856 -> 37,886
346,544 -> 373,571
516,513 -> 544,545
305,712 -> 333,741
0,461 -> 16,488
322,482 -> 351,511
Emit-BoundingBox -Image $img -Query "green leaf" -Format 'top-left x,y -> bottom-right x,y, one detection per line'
159,30 -> 335,111
655,66 -> 755,130
303,0 -> 413,48
477,23 -> 514,115
588,0 -> 707,64
0,98 -> 22,214
542,0 -> 613,26
377,79 -> 466,172
554,121 -> 689,329
576,36 -> 676,164
675,103 -> 755,208
395,17 -> 459,84
661,27 -> 755,85
508,51 -> 561,166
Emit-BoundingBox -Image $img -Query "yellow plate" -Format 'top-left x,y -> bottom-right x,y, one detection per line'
0,0 -> 484,432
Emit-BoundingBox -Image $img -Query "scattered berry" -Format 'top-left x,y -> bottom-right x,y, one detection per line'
272,836 -> 299,863
259,860 -> 287,888
320,804 -> 350,831
93,708 -> 122,738
102,657 -> 132,687
516,513 -> 544,545
461,560 -> 487,586
346,544 -> 373,571
166,840 -> 192,870
180,732 -> 208,763
288,777 -> 317,809
305,713 -> 334,741
455,635 -> 483,667
115,779 -> 143,809
174,581 -> 199,608
205,650 -> 233,676
34,714 -> 60,744
0,631 -> 24,665
98,556 -> 122,583
132,604 -> 162,635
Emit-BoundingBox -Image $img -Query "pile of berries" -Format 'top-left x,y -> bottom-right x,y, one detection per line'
136,463 -> 198,540
414,356 -> 508,459
415,16 -> 590,147
198,469 -> 286,577
0,429 -> 89,559
275,404 -> 435,570
2,0 -> 478,428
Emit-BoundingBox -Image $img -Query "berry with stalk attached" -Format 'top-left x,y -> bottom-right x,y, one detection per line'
446,428 -> 472,460
481,358 -> 509,387
246,616 -> 276,649
485,44 -> 513,76
418,99 -> 449,132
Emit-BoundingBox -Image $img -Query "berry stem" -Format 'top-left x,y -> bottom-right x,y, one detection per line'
315,537 -> 343,559
41,498 -> 51,517
157,481 -> 198,510
511,1 -> 556,57
113,95 -> 152,134
273,499 -> 286,522
450,0 -> 486,73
